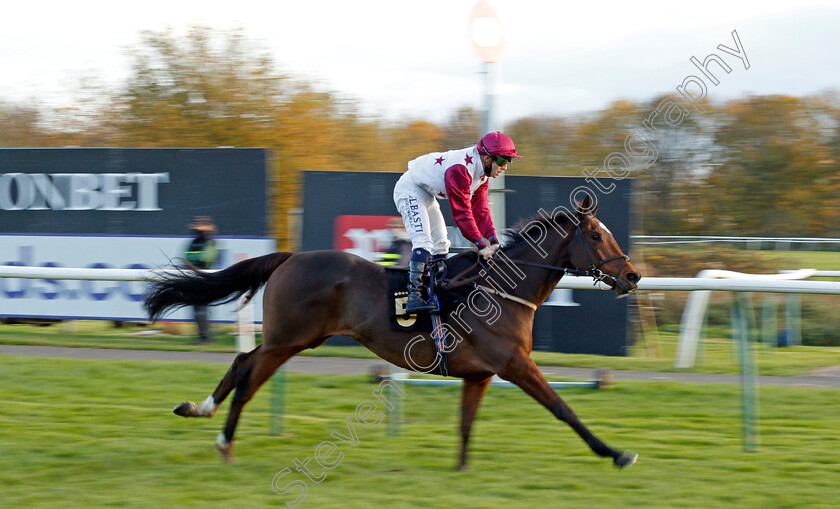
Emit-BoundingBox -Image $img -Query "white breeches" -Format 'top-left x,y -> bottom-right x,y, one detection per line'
394,175 -> 451,256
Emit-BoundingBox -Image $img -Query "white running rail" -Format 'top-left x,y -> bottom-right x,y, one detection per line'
3,266 -> 839,358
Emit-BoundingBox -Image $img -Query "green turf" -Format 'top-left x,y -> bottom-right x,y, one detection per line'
757,250 -> 840,272
1,355 -> 839,508
0,320 -> 246,352
3,320 -> 839,376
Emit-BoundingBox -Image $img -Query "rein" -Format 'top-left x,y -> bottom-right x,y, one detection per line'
475,285 -> 538,311
508,224 -> 631,288
438,261 -> 538,310
440,224 -> 631,306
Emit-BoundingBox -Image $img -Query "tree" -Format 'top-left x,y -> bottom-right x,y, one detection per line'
443,106 -> 482,150
0,101 -> 47,146
506,115 -> 575,176
634,94 -> 718,234
708,95 -> 839,236
113,26 -> 284,148
4,23 -> 837,241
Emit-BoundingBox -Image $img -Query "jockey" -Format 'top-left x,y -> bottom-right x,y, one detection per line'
393,131 -> 522,312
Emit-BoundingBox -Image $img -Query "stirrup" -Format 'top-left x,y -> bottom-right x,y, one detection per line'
406,293 -> 435,313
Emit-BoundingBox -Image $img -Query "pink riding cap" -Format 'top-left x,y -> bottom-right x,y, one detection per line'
477,131 -> 523,158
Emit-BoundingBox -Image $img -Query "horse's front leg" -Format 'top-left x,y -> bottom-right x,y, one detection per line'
498,349 -> 637,468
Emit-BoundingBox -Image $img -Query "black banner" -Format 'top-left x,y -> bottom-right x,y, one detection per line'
0,148 -> 269,236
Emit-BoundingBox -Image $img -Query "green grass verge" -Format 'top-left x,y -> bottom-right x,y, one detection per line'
0,320 -> 242,352
1,355 -> 838,508
757,250 -> 840,272
2,320 -> 840,376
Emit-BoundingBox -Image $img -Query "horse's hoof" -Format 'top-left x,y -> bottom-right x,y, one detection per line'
216,444 -> 234,464
173,401 -> 197,417
216,433 -> 234,464
614,451 -> 638,469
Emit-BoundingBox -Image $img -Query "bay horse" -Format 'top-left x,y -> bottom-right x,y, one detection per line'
144,196 -> 641,469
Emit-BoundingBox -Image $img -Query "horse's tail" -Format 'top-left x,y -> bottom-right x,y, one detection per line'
144,252 -> 294,322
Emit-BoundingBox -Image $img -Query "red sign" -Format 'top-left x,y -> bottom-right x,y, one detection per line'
334,215 -> 401,261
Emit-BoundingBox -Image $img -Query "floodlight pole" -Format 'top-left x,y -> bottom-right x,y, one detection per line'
471,0 -> 506,231
483,61 -> 505,231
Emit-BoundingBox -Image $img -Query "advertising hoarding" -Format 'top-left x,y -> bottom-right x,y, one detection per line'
0,148 -> 274,322
0,234 -> 274,322
0,148 -> 269,236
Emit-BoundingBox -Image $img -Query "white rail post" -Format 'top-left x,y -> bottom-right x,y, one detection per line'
235,254 -> 256,353
675,269 -> 818,369
761,294 -> 779,350
735,293 -> 759,452
236,297 -> 256,353
784,293 -> 802,347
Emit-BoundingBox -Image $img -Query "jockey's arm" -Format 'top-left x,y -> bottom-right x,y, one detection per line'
445,166 -> 498,259
444,165 -> 483,245
470,180 -> 498,245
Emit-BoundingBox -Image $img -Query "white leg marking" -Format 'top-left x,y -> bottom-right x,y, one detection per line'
198,395 -> 217,416
216,432 -> 230,450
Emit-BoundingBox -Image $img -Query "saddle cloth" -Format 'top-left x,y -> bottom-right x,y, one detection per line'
386,258 -> 484,377
386,268 -> 434,333
384,256 -> 478,332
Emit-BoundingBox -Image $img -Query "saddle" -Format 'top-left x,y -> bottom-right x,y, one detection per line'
386,256 -> 482,376
386,257 -> 476,326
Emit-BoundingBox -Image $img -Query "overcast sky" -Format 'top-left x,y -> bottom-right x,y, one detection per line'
1,0 -> 838,125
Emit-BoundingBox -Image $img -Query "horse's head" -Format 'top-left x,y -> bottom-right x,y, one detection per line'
568,196 -> 640,296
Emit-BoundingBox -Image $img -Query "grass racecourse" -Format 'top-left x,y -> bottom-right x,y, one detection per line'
4,322 -> 840,376
1,355 -> 839,508
1,249 -> 837,507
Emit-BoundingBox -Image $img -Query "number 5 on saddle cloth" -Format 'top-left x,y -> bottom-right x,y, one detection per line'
386,260 -> 452,376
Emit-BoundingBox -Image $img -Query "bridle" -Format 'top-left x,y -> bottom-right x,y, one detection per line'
571,223 -> 631,287
440,223 -> 632,294
498,224 -> 631,289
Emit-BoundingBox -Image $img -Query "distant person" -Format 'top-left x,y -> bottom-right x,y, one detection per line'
184,216 -> 219,344
378,217 -> 412,268
393,131 -> 521,312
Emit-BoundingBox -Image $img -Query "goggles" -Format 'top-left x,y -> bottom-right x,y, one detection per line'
494,155 -> 511,167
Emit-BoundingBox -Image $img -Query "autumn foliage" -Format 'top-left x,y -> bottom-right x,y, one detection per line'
1,27 -> 838,247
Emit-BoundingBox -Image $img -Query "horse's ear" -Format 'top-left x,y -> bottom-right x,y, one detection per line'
576,195 -> 598,219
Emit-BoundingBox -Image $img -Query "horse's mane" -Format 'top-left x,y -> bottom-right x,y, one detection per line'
439,210 -> 580,296
500,209 -> 578,252
440,206 -> 584,271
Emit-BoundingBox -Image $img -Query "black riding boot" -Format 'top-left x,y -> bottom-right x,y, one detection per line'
406,261 -> 435,313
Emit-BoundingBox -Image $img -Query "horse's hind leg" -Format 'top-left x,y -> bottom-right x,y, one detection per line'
457,376 -> 492,471
173,346 -> 262,418
215,345 -> 297,462
499,349 -> 637,469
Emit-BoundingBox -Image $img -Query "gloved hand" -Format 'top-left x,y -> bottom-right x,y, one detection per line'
478,245 -> 496,260
488,235 -> 501,256
476,237 -> 497,260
